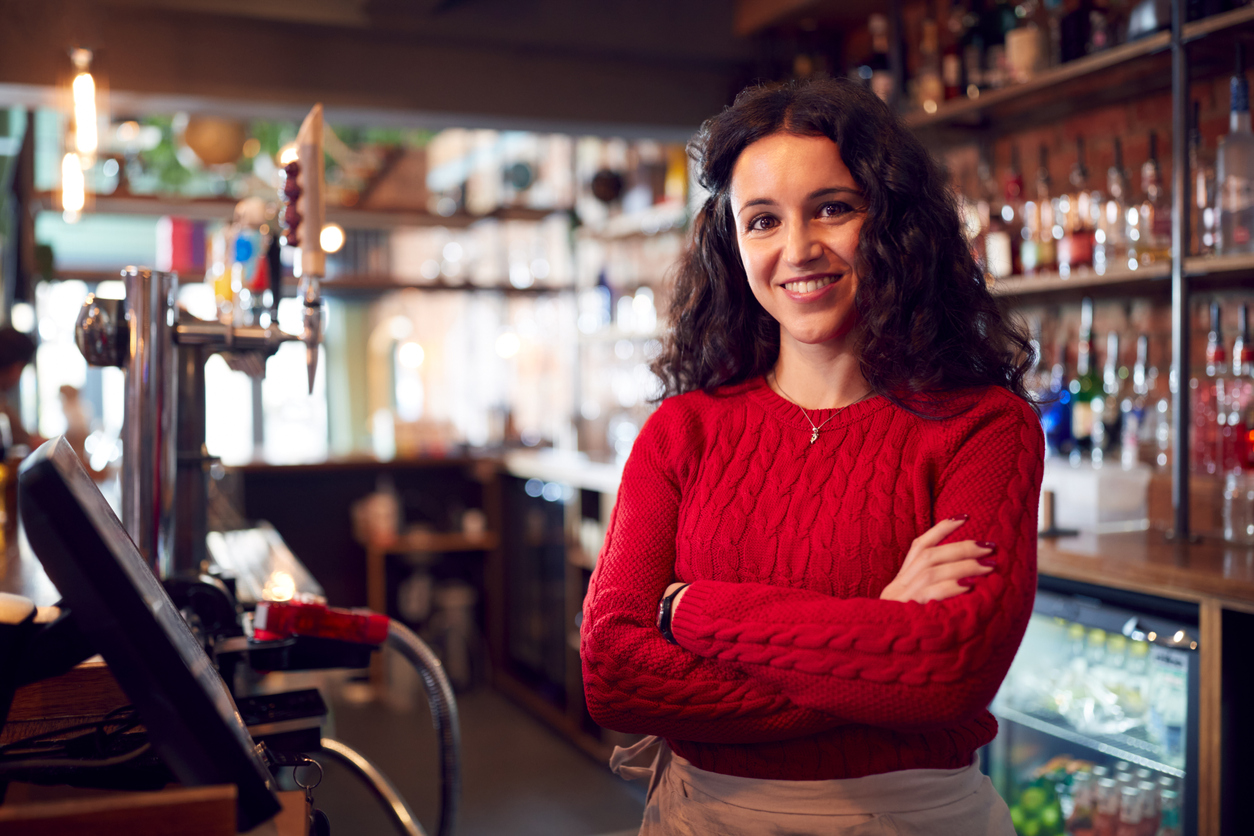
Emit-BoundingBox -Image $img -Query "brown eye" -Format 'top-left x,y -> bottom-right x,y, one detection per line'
748,215 -> 777,232
819,202 -> 853,218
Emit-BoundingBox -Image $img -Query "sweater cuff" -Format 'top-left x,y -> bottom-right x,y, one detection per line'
670,581 -> 715,651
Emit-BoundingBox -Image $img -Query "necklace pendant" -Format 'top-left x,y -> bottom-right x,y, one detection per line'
810,429 -> 819,444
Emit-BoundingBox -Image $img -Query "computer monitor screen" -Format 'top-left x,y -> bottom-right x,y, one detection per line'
18,438 -> 281,831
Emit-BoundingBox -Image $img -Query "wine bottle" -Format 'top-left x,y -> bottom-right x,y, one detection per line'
1070,298 -> 1099,460
1094,138 -> 1128,274
1059,135 -> 1097,276
1136,132 -> 1172,266
866,14 -> 895,104
1192,101 -> 1217,257
1218,43 -> 1254,255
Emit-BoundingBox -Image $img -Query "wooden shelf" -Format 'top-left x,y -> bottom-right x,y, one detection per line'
990,262 -> 1171,299
319,276 -> 577,297
988,251 -> 1254,300
908,5 -> 1254,137
35,192 -> 565,230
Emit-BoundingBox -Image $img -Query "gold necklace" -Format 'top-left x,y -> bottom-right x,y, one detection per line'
771,374 -> 873,444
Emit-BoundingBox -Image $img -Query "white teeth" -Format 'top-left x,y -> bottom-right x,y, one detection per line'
784,276 -> 835,293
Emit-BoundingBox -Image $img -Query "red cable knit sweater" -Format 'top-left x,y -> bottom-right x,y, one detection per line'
580,377 -> 1045,780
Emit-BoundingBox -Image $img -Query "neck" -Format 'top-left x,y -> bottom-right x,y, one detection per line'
770,332 -> 870,409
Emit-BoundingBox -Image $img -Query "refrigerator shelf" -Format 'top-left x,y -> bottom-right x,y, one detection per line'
992,705 -> 1185,778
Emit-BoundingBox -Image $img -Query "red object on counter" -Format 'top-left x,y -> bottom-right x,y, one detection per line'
253,601 -> 389,646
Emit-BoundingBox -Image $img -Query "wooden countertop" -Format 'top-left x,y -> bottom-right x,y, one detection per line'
1037,530 -> 1254,609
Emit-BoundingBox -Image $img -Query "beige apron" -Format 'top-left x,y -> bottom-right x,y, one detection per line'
611,736 -> 1015,836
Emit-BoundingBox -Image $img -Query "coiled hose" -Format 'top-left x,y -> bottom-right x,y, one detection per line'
385,619 -> 461,836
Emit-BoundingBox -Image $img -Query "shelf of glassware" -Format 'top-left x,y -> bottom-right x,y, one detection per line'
990,701 -> 1185,779
989,252 -> 1254,298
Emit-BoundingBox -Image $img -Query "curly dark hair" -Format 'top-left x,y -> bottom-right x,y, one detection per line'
653,77 -> 1035,414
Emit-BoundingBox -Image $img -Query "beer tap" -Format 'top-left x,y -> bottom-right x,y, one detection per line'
74,104 -> 329,577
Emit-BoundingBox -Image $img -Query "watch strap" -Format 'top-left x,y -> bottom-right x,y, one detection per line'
656,583 -> 690,645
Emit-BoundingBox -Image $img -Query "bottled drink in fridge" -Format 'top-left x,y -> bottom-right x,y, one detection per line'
1218,43 -> 1254,255
1155,789 -> 1181,836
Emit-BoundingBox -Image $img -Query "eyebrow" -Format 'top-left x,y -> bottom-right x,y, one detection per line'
738,187 -> 864,214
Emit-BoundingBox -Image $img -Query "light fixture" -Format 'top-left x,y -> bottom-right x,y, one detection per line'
70,48 -> 97,161
320,222 -> 345,253
61,152 -> 85,223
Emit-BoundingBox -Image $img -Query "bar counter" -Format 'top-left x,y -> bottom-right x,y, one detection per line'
1038,530 -> 1254,608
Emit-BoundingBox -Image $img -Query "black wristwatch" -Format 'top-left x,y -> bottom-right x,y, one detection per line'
656,583 -> 690,645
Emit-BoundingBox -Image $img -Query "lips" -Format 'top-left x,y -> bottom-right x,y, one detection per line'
781,275 -> 838,294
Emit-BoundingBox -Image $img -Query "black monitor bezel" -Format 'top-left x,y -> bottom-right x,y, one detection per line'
17,438 -> 281,831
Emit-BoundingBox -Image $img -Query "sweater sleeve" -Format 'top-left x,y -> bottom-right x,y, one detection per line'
580,401 -> 848,744
668,395 -> 1044,732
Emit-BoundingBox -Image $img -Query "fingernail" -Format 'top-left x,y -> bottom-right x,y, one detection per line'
978,557 -> 998,567
948,514 -> 970,521
957,577 -> 976,587
977,541 -> 997,551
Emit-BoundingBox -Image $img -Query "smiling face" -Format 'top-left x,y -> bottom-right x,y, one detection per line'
729,132 -> 866,353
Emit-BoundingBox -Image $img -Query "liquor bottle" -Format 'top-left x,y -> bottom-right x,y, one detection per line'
1226,303 -> 1253,471
1005,7 -> 1046,84
1122,334 -> 1150,468
1192,100 -> 1217,256
1194,301 -> 1226,475
981,149 -> 1016,278
1042,329 -> 1074,458
1218,42 -> 1254,255
1136,133 -> 1173,266
916,4 -> 945,114
981,0 -> 1017,89
1149,336 -> 1174,469
866,14 -> 895,104
1070,298 -> 1099,460
962,0 -> 987,94
1095,137 -> 1129,275
1023,144 -> 1057,274
1058,0 -> 1091,63
943,2 -> 967,100
1094,331 -> 1124,464
1059,135 -> 1098,276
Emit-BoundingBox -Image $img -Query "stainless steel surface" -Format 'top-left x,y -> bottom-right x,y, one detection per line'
319,737 -> 428,836
77,257 -> 323,581
174,343 -> 210,577
386,620 -> 460,836
74,295 -> 128,367
1170,0 -> 1193,540
120,267 -> 178,575
300,276 -> 323,394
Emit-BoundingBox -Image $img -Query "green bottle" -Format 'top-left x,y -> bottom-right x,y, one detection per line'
1070,297 -> 1100,460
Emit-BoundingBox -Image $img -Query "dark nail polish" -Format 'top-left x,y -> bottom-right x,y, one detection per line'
949,514 -> 970,521
977,541 -> 997,551
957,577 -> 976,587
978,557 -> 998,567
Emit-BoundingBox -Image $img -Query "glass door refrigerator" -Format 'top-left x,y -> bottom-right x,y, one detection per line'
983,576 -> 1199,836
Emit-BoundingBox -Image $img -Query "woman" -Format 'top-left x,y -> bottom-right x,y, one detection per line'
579,78 -> 1044,835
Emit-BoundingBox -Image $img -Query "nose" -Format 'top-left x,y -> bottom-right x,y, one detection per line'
784,221 -> 822,267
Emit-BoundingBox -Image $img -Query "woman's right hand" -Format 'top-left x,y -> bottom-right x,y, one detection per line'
878,516 -> 996,604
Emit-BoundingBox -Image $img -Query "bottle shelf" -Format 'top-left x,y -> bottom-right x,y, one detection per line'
908,4 -> 1254,136
992,703 -> 1185,778
35,191 -> 565,230
989,252 -> 1254,299
990,263 -> 1171,298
